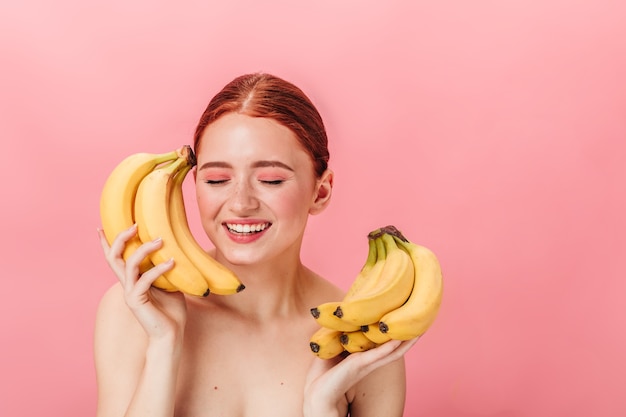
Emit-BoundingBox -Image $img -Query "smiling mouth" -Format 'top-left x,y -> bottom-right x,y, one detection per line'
225,222 -> 271,234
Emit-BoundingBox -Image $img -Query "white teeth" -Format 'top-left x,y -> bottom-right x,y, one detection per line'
227,223 -> 268,234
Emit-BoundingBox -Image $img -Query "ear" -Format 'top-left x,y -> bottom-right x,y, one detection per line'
309,169 -> 334,215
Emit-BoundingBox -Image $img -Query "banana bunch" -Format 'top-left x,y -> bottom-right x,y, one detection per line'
99,145 -> 245,297
309,226 -> 443,359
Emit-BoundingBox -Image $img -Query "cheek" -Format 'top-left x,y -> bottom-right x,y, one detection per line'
267,187 -> 314,219
194,185 -> 218,218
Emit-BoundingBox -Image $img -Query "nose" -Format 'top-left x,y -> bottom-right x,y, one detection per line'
229,179 -> 260,213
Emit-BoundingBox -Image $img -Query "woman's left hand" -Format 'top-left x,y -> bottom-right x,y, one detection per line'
303,338 -> 419,417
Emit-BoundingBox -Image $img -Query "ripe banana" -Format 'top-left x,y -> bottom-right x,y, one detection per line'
309,237 -> 381,332
343,237 -> 381,299
310,301 -> 361,332
134,151 -> 211,297
307,225 -> 443,358
340,330 -> 378,353
360,323 -> 392,345
309,327 -> 345,359
100,148 -> 179,273
333,232 -> 414,326
378,233 -> 443,340
169,163 -> 245,295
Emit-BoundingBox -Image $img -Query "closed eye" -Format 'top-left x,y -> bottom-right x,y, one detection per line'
204,179 -> 229,185
260,179 -> 284,185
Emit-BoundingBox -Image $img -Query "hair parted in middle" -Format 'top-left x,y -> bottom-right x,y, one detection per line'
193,73 -> 330,177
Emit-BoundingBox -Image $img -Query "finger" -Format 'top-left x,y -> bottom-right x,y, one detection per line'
395,337 -> 420,356
341,340 -> 400,377
123,237 -> 163,282
335,338 -> 419,384
360,337 -> 419,371
134,258 -> 175,294
107,224 -> 139,259
98,227 -> 131,279
97,227 -> 111,252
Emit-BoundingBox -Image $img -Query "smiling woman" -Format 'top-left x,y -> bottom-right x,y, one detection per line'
194,113 -> 325,257
95,72 -> 418,417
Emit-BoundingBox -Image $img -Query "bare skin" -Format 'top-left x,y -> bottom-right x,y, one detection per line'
95,114 -> 418,417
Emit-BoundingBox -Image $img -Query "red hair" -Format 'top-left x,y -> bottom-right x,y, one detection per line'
193,73 -> 329,177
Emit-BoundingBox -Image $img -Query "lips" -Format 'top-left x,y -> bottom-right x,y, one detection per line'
225,222 -> 271,234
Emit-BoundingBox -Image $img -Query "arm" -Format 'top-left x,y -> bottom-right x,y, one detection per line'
95,226 -> 187,417
94,283 -> 184,417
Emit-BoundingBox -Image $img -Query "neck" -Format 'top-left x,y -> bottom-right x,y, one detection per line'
211,255 -> 313,321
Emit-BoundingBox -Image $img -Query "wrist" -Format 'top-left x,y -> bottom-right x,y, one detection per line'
303,397 -> 346,417
303,407 -> 343,417
146,331 -> 184,361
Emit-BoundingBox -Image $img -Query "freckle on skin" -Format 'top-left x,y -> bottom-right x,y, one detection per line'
214,386 -> 218,390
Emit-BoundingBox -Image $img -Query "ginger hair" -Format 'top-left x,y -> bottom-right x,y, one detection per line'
193,73 -> 329,176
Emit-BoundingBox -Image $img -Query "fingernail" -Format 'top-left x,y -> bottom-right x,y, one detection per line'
152,237 -> 162,244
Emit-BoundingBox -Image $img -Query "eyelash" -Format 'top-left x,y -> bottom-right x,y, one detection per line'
261,179 -> 284,185
203,179 -> 284,185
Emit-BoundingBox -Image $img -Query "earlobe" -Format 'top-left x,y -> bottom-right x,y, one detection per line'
310,169 -> 334,215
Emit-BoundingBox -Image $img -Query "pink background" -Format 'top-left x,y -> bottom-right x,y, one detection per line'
1,1 -> 625,415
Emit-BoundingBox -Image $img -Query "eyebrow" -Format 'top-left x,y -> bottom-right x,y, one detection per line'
198,160 -> 295,172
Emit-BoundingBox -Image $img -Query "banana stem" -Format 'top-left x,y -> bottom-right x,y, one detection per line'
176,145 -> 197,167
367,225 -> 408,242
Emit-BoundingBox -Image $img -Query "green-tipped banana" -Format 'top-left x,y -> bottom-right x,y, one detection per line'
378,235 -> 443,340
334,232 -> 414,326
310,238 -> 380,332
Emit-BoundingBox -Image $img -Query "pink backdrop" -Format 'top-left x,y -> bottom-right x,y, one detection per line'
1,1 -> 625,415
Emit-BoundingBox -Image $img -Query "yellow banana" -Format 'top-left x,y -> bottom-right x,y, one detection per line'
169,163 -> 245,295
134,151 -> 211,297
334,231 -> 414,326
100,148 -> 179,273
343,237 -> 380,298
309,327 -> 345,359
339,330 -> 378,353
313,235 -> 387,329
360,323 -> 392,345
309,237 -> 380,332
310,302 -> 361,332
378,234 -> 443,340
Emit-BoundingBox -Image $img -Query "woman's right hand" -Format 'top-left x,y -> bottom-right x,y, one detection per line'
98,224 -> 188,342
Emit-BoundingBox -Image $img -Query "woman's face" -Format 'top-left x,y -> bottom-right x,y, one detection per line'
194,113 -> 331,267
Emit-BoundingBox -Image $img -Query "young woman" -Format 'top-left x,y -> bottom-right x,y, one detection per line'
95,72 -> 418,417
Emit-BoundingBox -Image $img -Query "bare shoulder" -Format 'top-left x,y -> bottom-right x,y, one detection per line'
96,281 -> 124,312
94,282 -> 146,356
95,282 -> 136,329
94,285 -> 154,416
